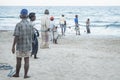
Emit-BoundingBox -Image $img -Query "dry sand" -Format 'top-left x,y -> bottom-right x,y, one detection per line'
0,31 -> 120,80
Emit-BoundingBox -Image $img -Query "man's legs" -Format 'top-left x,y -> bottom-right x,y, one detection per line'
77,27 -> 80,35
34,42 -> 38,59
86,26 -> 90,34
24,57 -> 30,78
78,30 -> 80,35
53,38 -> 57,44
50,31 -> 54,41
60,24 -> 64,35
31,43 -> 35,56
13,57 -> 22,77
63,25 -> 66,36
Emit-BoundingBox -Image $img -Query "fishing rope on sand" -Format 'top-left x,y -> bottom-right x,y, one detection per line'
0,63 -> 15,77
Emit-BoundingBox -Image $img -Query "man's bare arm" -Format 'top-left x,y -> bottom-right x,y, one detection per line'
12,36 -> 19,54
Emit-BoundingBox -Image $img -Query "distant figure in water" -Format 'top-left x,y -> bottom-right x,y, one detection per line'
74,15 -> 80,35
86,18 -> 91,34
59,14 -> 66,36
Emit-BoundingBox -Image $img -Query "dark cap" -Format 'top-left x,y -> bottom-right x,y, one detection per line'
44,9 -> 49,15
29,12 -> 35,19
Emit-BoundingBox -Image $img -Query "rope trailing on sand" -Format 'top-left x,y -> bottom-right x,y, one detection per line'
0,63 -> 15,77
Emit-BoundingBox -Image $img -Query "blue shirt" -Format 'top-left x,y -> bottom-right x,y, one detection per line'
74,18 -> 78,24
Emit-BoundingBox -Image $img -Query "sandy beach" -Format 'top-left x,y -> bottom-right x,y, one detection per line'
0,31 -> 120,80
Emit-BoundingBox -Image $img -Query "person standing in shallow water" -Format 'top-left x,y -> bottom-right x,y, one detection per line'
11,9 -> 33,78
59,14 -> 66,36
40,9 -> 50,49
86,18 -> 91,34
74,15 -> 80,35
29,12 -> 39,59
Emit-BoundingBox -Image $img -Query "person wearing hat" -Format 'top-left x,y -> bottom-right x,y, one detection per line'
49,16 -> 55,42
40,9 -> 50,49
49,16 -> 59,44
29,12 -> 39,59
12,9 -> 33,78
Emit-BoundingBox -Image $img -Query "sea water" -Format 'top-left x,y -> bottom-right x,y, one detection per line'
0,6 -> 120,36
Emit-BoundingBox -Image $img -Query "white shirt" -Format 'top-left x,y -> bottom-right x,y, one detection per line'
50,20 -> 55,30
41,15 -> 50,31
59,17 -> 65,24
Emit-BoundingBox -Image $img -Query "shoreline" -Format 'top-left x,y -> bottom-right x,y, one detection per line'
1,27 -> 120,38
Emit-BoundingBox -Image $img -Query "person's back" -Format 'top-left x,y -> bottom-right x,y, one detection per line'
59,15 -> 65,25
49,16 -> 55,42
74,15 -> 80,35
74,17 -> 78,25
50,20 -> 55,30
41,14 -> 50,32
12,9 -> 33,79
40,9 -> 50,49
15,20 -> 33,51
59,15 -> 66,36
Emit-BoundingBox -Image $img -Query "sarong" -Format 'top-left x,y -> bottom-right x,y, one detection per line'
40,31 -> 49,49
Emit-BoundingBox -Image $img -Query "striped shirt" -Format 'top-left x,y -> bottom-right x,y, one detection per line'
13,19 -> 33,52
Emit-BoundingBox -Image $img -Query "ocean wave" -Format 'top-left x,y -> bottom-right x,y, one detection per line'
0,16 -> 16,18
92,21 -> 120,23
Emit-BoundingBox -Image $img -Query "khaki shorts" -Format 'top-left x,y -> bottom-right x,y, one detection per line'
16,51 -> 30,58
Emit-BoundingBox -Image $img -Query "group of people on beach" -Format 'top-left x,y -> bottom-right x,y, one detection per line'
11,8 -> 91,78
11,9 -> 59,79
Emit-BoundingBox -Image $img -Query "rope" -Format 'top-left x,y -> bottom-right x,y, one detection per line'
0,63 -> 15,77
7,69 -> 15,77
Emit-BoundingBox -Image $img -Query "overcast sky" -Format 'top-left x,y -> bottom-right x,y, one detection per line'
0,0 -> 120,6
